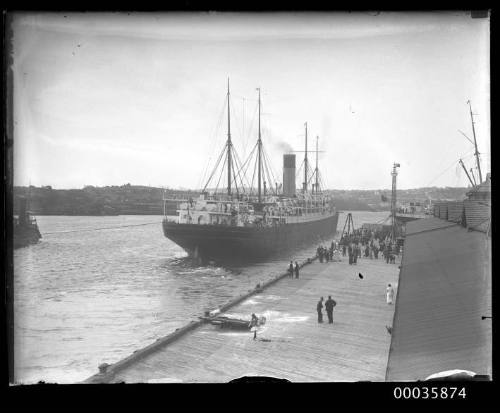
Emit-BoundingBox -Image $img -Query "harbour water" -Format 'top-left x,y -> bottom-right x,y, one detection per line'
13,210 -> 388,383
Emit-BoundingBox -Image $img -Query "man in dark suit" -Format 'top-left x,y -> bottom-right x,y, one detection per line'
325,296 -> 337,324
317,297 -> 324,323
288,261 -> 294,278
294,261 -> 300,279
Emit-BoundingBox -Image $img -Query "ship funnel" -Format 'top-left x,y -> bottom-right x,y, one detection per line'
283,154 -> 296,197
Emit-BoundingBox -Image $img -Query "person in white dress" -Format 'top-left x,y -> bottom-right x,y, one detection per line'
386,284 -> 395,304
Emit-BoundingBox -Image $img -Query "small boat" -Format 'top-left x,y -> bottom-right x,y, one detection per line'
200,316 -> 252,330
14,195 -> 41,249
200,315 -> 266,330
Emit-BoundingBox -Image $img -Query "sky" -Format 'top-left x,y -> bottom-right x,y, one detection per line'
11,12 -> 490,190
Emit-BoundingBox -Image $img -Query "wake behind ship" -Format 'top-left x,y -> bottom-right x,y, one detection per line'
162,81 -> 338,261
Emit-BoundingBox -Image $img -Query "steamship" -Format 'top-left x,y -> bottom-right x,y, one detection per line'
162,81 -> 339,261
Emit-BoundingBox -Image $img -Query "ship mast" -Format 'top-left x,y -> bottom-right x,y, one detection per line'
315,136 -> 319,194
303,122 -> 308,193
257,88 -> 262,203
227,78 -> 232,196
467,100 -> 483,183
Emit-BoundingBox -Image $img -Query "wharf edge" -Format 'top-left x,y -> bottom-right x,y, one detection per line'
84,255 -> 320,383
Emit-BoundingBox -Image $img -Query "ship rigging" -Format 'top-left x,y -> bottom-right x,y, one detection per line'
201,81 -> 280,203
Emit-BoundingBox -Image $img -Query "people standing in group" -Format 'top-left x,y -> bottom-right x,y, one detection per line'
294,261 -> 300,279
325,296 -> 337,324
386,284 -> 395,304
317,297 -> 324,323
289,261 -> 294,278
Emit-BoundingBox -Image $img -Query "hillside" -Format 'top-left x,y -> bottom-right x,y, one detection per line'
13,184 -> 470,215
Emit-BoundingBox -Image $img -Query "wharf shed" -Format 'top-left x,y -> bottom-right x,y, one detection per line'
433,203 -> 440,217
438,203 -> 448,220
446,201 -> 464,223
385,216 -> 491,381
430,173 -> 490,232
463,174 -> 491,232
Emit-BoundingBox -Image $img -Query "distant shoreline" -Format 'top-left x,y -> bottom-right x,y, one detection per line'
13,184 -> 467,217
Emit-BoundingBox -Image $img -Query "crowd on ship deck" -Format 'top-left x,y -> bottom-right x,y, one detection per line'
178,197 -> 333,228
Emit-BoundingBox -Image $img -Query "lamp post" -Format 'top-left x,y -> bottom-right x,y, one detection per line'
391,163 -> 400,242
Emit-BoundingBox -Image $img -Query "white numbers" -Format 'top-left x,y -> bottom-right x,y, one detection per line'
431,387 -> 439,399
394,386 -> 466,400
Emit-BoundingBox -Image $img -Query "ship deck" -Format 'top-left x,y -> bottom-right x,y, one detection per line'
87,252 -> 400,383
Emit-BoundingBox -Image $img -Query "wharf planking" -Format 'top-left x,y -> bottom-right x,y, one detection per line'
103,253 -> 400,383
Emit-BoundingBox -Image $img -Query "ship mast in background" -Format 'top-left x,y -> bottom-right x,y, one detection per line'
315,136 -> 319,194
303,122 -> 308,193
457,99 -> 485,188
467,100 -> 483,184
257,87 -> 262,203
227,78 -> 232,196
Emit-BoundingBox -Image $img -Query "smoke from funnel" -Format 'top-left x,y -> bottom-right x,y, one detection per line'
275,141 -> 294,153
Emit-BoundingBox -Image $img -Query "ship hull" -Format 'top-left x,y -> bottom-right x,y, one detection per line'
395,214 -> 426,223
14,224 -> 42,249
163,212 -> 339,261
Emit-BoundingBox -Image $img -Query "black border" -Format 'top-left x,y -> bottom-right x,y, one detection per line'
2,5 -> 496,412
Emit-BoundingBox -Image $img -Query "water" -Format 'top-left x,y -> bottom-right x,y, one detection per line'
13,210 -> 388,383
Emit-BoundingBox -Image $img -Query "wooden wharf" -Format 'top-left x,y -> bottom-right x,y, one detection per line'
86,251 -> 400,383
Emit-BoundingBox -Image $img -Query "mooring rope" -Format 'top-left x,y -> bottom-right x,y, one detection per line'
43,221 -> 161,235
